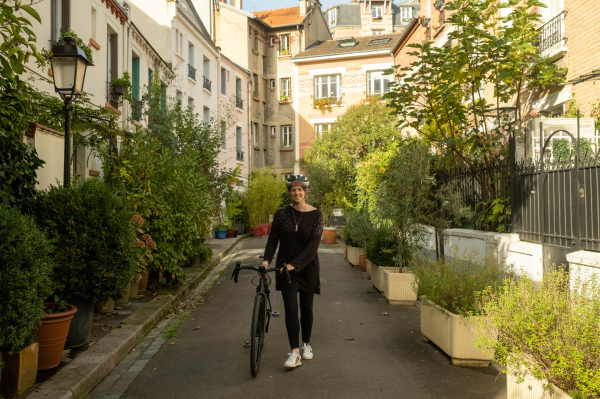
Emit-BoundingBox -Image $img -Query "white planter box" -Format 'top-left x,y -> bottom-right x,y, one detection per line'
372,266 -> 395,292
383,271 -> 417,305
507,369 -> 572,399
347,246 -> 364,266
421,298 -> 493,367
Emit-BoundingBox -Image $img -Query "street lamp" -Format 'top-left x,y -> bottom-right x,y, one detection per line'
50,36 -> 94,187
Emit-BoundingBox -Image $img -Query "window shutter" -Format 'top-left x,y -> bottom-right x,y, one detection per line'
132,58 -> 140,100
51,0 -> 56,42
61,0 -> 70,34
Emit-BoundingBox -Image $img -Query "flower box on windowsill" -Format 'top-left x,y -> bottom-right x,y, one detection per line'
280,96 -> 291,102
280,146 -> 293,152
280,49 -> 291,57
313,97 -> 344,113
372,16 -> 383,22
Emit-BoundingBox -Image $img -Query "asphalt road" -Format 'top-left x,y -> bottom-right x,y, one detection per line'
120,237 -> 506,399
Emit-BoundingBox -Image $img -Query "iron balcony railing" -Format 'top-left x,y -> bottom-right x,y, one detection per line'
236,95 -> 243,109
203,76 -> 212,91
188,64 -> 196,80
536,12 -> 564,54
236,149 -> 244,161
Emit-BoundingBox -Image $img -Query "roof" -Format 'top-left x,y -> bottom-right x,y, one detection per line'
293,33 -> 403,60
177,0 -> 215,48
253,6 -> 306,27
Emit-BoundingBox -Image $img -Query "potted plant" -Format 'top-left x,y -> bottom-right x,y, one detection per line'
474,267 -> 598,398
216,223 -> 228,239
111,71 -> 132,96
29,179 -> 138,348
36,300 -> 78,370
413,253 -> 510,366
280,47 -> 290,56
280,95 -> 291,102
313,97 -> 334,114
132,215 -> 155,292
0,205 -> 54,395
247,169 -> 285,238
365,227 -> 398,292
225,191 -> 242,238
343,210 -> 372,267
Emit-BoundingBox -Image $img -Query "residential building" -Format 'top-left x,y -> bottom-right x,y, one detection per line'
324,0 -> 420,38
292,34 -> 403,165
217,54 -> 252,188
216,0 -> 331,178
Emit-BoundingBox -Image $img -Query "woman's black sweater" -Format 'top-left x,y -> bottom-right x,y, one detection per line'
263,205 -> 323,294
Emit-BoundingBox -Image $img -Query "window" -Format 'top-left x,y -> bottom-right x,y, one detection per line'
281,126 -> 293,149
314,75 -> 342,100
262,56 -> 267,76
188,43 -> 194,66
372,30 -> 384,35
236,126 -> 242,150
203,106 -> 210,123
280,78 -> 290,100
367,71 -> 391,97
253,73 -> 258,97
221,121 -> 226,149
108,33 -> 119,108
236,78 -> 242,108
180,32 -> 184,56
252,123 -> 259,147
132,56 -> 140,120
315,123 -> 334,139
282,173 -> 294,182
263,102 -> 267,123
400,7 -> 412,22
221,67 -> 226,95
270,36 -> 275,46
270,126 -> 276,137
270,79 -> 276,89
368,37 -> 392,45
253,30 -> 258,51
372,5 -> 383,20
203,57 -> 211,90
329,9 -> 336,25
175,29 -> 180,55
280,34 -> 290,55
176,90 -> 183,107
51,0 -> 70,43
188,97 -> 194,109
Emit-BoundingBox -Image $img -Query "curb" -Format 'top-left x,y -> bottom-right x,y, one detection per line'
27,234 -> 250,399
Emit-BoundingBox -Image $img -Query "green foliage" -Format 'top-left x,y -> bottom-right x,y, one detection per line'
29,178 -> 138,303
0,129 -> 44,209
303,99 -> 400,214
343,209 -> 374,248
224,189 -> 242,229
365,227 -> 398,266
413,253 -> 511,315
386,0 -> 566,170
552,138 -> 593,161
0,204 -> 54,353
475,196 -> 511,233
0,0 -> 45,81
190,244 -> 212,265
474,268 -> 600,399
60,30 -> 93,63
246,169 -> 286,227
373,142 -> 438,267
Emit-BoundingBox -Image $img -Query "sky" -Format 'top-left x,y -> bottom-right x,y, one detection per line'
242,0 -> 407,13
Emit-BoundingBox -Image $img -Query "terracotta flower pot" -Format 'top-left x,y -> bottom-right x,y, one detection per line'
358,255 -> 367,272
117,282 -> 131,304
226,228 -> 235,238
251,226 -> 263,237
322,227 -> 337,244
138,271 -> 150,292
35,303 -> 77,370
129,279 -> 140,298
261,223 -> 269,236
94,299 -> 115,314
0,342 -> 39,398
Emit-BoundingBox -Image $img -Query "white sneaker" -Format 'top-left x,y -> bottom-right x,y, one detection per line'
284,352 -> 302,368
301,343 -> 313,360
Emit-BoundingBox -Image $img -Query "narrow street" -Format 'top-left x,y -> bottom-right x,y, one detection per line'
89,237 -> 506,399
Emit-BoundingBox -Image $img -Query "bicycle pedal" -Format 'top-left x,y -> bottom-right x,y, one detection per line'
243,340 -> 251,349
271,311 -> 280,318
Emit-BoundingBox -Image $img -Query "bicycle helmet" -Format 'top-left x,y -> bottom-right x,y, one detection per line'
286,174 -> 309,189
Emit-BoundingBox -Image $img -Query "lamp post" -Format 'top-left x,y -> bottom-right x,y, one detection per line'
50,36 -> 94,187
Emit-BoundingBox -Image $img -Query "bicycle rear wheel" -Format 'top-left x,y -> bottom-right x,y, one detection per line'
250,294 -> 265,377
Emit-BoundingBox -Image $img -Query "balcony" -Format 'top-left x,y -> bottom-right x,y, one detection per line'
536,12 -> 565,56
203,76 -> 212,92
236,149 -> 244,161
188,64 -> 196,80
236,95 -> 243,109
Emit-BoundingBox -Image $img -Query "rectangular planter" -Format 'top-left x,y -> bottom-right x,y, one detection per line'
421,298 -> 493,367
372,266 -> 395,292
0,342 -> 39,398
383,271 -> 417,305
347,246 -> 364,266
507,369 -> 572,399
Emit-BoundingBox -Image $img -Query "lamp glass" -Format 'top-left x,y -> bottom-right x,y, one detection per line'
52,57 -> 77,94
74,57 -> 87,94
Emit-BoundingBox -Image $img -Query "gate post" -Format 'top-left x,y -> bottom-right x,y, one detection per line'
509,133 -> 518,234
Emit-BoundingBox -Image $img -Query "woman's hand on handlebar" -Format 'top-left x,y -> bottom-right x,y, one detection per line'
280,264 -> 294,273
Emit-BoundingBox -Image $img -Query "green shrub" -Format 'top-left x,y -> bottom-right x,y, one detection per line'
365,227 -> 398,266
0,204 -> 54,353
30,178 -> 138,303
474,268 -> 600,399
246,169 -> 286,227
412,253 -> 511,315
343,210 -> 373,248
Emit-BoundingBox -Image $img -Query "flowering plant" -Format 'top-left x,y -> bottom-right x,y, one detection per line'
132,215 -> 155,275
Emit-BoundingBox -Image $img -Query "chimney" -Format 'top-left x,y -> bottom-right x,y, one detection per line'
231,0 -> 242,9
299,0 -> 308,16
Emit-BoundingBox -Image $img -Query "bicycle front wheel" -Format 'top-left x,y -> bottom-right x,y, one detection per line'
250,294 -> 265,377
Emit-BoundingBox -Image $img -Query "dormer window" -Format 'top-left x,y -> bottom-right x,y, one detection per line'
372,5 -> 383,21
329,9 -> 336,25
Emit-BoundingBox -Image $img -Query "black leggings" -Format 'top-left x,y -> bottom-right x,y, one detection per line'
280,284 -> 314,350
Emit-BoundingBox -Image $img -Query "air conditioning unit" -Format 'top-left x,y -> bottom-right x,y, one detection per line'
523,117 -> 597,161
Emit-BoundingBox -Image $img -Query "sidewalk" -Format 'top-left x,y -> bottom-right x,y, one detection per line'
23,234 -> 249,399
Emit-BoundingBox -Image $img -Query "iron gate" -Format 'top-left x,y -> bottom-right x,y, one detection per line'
511,117 -> 600,270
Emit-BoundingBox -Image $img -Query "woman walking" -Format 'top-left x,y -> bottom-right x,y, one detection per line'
262,174 -> 323,369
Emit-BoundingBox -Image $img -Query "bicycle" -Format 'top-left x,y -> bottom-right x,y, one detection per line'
231,259 -> 291,377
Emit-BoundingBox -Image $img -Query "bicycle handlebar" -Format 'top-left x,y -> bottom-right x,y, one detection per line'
231,260 -> 291,285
